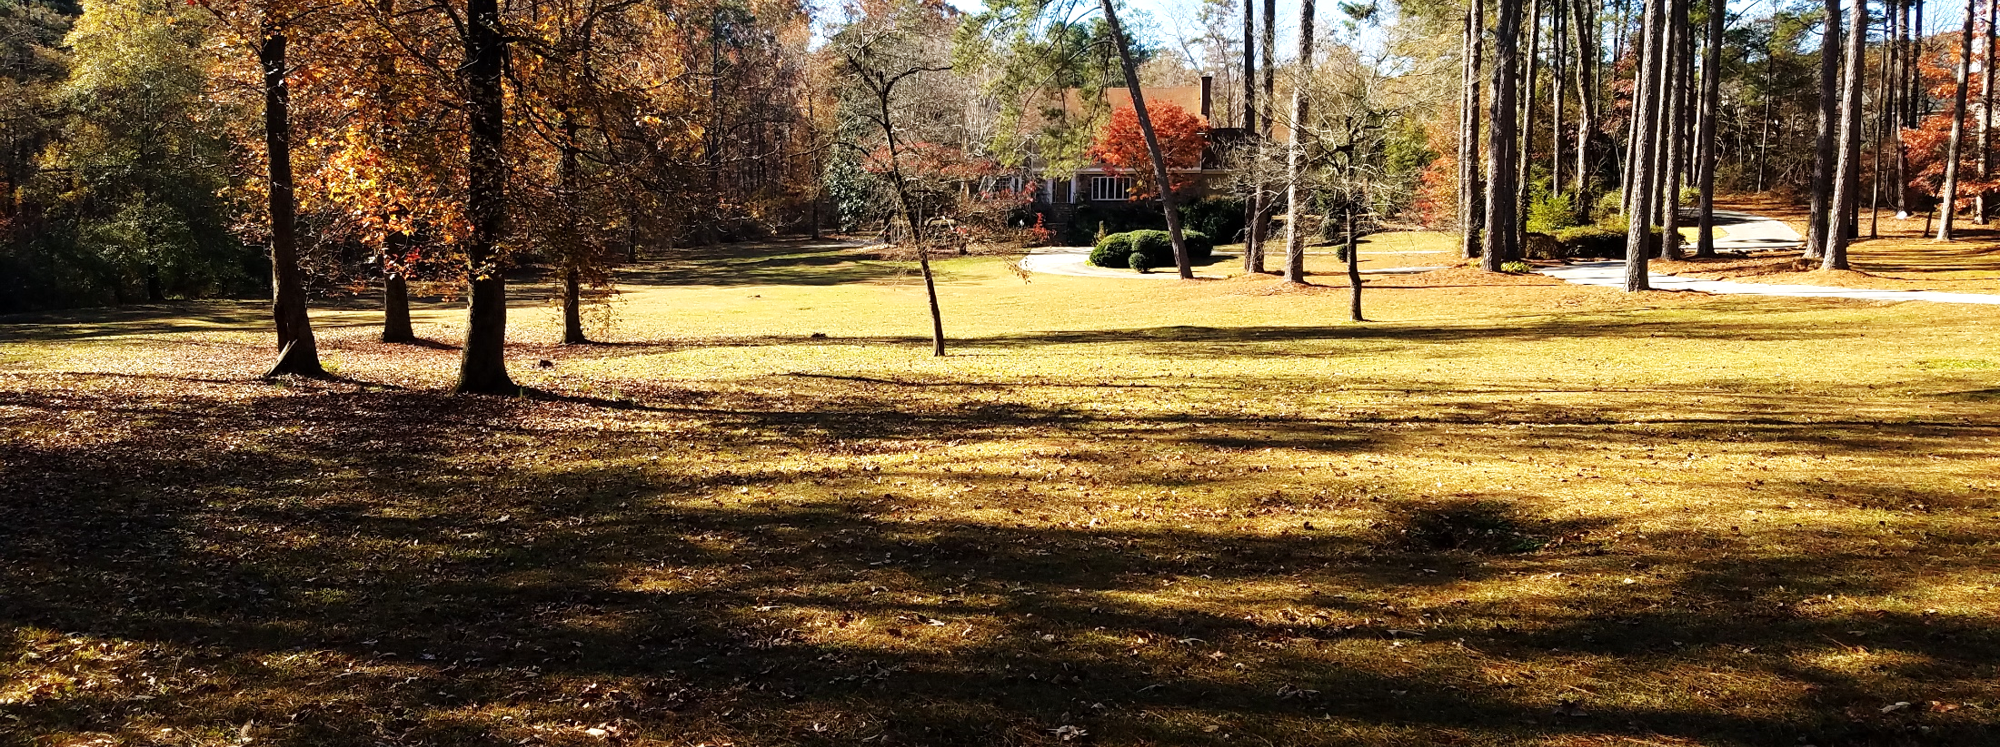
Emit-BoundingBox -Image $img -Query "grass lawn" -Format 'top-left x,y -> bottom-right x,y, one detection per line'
3,239 -> 1998,746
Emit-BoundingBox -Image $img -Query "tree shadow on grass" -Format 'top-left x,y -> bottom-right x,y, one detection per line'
3,380 -> 1998,745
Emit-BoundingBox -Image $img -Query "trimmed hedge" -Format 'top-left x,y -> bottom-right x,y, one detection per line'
1089,229 -> 1214,268
1552,225 -> 1663,259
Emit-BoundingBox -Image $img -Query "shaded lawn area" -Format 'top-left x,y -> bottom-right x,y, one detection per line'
3,244 -> 1999,746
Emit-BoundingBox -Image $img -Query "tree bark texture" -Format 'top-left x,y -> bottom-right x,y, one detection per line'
1695,0 -> 1724,257
1937,0 -> 1976,240
1484,0 -> 1522,270
1805,0 -> 1841,260
1824,0 -> 1868,268
1283,0 -> 1317,283
1461,2 -> 1484,257
455,0 -> 517,393
260,21 -> 325,379
1624,0 -> 1666,290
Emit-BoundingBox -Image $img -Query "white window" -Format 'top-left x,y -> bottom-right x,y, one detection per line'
1090,176 -> 1132,201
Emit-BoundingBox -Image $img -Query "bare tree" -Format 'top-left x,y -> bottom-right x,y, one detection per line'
1571,0 -> 1597,220
1937,0 -> 1976,240
1805,0 -> 1840,261
1459,0 -> 1484,257
1098,0 -> 1198,278
1283,0 -> 1317,282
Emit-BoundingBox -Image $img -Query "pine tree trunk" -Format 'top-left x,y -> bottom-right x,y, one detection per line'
1572,0 -> 1597,220
1937,0 -> 1977,240
1253,0 -> 1277,271
1824,0 -> 1868,268
1805,0 -> 1841,259
1242,0 -> 1258,266
455,0 -> 517,394
260,21 -> 325,379
1283,0 -> 1317,283
1461,2 -> 1485,257
1981,0 -> 1996,222
1100,0 -> 1194,278
1484,0 -> 1522,271
1623,0 -> 1665,290
1549,0 -> 1563,192
1695,0 -> 1724,257
1659,0 -> 1688,261
1517,0 -> 1542,242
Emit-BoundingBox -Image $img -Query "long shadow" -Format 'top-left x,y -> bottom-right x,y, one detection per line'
4,382 -> 1998,745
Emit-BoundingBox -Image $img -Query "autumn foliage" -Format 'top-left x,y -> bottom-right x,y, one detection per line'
1088,102 -> 1208,200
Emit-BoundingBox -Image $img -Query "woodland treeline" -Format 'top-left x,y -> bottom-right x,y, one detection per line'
2,0 -> 1996,388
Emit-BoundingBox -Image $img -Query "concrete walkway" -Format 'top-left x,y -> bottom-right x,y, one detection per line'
1537,211 -> 2000,305
1018,247 -> 1445,279
1538,261 -> 2000,305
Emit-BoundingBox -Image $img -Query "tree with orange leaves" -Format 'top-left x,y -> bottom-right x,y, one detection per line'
1087,102 -> 1209,201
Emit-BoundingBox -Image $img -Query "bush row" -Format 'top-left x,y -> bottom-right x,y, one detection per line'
1088,229 -> 1215,269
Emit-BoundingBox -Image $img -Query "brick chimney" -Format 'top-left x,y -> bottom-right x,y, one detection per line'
1200,75 -> 1213,121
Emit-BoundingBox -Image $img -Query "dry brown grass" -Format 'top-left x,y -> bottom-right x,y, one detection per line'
3,240 -> 1998,746
1689,195 -> 2000,293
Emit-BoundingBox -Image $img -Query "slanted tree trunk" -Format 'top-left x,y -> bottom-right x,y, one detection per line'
1805,0 -> 1841,260
455,0 -> 517,394
1099,0 -> 1194,278
1937,0 -> 1976,240
1484,0 -> 1523,271
1624,0 -> 1665,290
1572,0 -> 1597,220
1282,0 -> 1317,283
1460,1 -> 1485,257
1695,0 -> 1724,257
260,20 -> 325,378
1824,0 -> 1868,268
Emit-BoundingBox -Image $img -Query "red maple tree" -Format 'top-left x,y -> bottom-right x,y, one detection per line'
1088,102 -> 1209,200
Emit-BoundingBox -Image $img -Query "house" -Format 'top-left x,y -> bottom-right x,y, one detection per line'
1017,76 -> 1254,228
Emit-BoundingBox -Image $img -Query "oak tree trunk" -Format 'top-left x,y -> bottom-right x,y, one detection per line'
260,21 -> 325,379
455,0 -> 517,394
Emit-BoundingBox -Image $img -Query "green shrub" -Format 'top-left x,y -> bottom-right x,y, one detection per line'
1090,229 -> 1213,268
1088,232 -> 1136,267
1593,191 -> 1625,223
1179,197 -> 1246,243
1127,251 -> 1152,272
1526,191 -> 1581,234
1553,225 -> 1664,258
1501,260 -> 1533,274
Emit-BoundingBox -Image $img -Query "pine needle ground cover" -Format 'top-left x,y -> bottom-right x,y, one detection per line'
3,240 -> 1998,746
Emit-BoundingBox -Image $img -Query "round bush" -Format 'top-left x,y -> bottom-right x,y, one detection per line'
1088,232 -> 1136,267
1127,251 -> 1152,272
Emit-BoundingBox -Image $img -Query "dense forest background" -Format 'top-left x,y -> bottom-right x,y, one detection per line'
0,0 -> 1981,312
